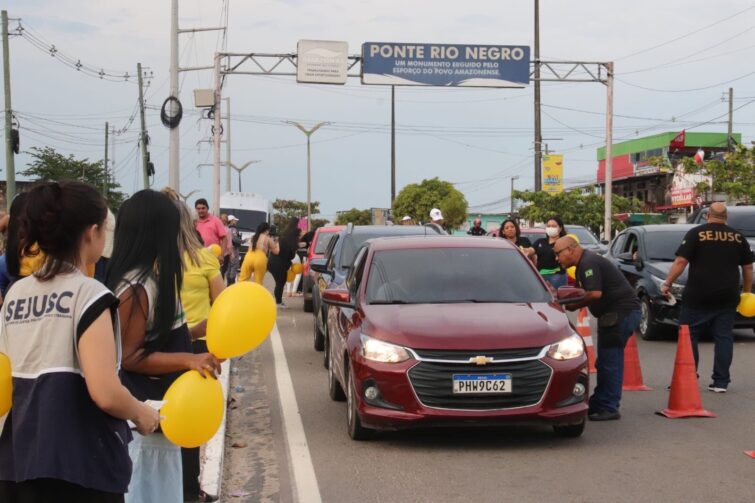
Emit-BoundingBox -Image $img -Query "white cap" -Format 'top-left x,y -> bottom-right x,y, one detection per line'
227,214 -> 239,221
402,215 -> 411,221
429,208 -> 444,221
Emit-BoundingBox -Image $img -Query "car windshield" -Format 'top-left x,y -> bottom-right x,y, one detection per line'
645,231 -> 687,261
339,229 -> 436,268
567,227 -> 599,245
365,248 -> 551,304
728,213 -> 755,237
314,232 -> 337,254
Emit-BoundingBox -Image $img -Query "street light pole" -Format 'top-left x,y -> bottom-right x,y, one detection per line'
510,175 -> 519,215
228,160 -> 261,192
285,121 -> 330,231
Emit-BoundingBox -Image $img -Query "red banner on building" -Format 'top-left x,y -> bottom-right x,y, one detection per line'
669,130 -> 686,149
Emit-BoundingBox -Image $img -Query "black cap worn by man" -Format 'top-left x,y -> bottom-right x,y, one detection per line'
555,235 -> 641,421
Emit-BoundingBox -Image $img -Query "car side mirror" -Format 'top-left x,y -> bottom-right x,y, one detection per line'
600,239 -> 609,245
322,288 -> 355,308
616,252 -> 634,264
309,258 -> 332,276
556,286 -> 586,305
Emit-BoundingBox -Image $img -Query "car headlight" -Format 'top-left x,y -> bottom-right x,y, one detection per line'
547,334 -> 585,361
651,275 -> 684,298
361,334 -> 411,363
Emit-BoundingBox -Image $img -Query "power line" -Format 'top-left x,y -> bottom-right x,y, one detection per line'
617,71 -> 755,93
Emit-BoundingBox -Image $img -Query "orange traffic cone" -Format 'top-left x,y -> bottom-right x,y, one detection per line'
576,308 -> 596,374
657,325 -> 715,418
622,334 -> 652,391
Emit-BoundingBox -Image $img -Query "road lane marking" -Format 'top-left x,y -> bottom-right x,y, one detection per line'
271,323 -> 323,503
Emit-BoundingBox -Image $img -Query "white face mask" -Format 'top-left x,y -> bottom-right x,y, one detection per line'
546,227 -> 560,238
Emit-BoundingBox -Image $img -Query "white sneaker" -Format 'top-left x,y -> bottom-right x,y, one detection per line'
707,384 -> 727,393
277,303 -> 288,310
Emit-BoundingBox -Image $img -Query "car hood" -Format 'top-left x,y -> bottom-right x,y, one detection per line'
362,303 -> 574,351
644,260 -> 688,284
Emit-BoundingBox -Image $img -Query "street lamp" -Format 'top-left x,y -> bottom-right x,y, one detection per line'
510,175 -> 519,215
227,160 -> 261,192
285,121 -> 331,231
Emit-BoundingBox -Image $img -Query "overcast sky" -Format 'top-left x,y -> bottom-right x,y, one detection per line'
4,0 -> 755,219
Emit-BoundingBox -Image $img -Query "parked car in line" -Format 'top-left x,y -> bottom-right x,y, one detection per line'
303,226 -> 344,313
565,225 -> 608,255
309,224 -> 445,361
688,205 -> 755,250
320,236 -> 588,440
607,224 -> 755,340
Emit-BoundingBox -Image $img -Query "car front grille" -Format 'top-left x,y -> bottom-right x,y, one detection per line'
408,360 -> 552,410
412,347 -> 542,360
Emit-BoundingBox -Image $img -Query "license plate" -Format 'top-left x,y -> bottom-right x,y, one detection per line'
452,374 -> 512,394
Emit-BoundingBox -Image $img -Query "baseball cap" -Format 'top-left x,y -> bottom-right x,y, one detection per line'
228,214 -> 239,221
429,208 -> 444,221
402,215 -> 411,221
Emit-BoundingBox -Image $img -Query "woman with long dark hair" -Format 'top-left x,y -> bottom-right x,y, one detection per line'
239,221 -> 279,284
267,218 -> 299,308
0,181 -> 159,502
533,215 -> 568,288
106,190 -> 221,503
498,218 -> 536,262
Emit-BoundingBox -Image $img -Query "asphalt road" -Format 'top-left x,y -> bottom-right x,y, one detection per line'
224,294 -> 755,503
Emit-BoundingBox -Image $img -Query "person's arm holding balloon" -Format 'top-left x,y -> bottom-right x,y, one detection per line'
118,285 -> 221,378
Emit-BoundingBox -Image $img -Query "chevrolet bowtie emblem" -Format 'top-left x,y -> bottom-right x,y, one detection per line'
470,356 -> 494,366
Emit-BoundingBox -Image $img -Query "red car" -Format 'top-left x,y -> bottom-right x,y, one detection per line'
303,225 -> 345,312
322,236 -> 588,440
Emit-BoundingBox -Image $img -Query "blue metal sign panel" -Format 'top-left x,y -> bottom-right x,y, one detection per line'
361,42 -> 530,88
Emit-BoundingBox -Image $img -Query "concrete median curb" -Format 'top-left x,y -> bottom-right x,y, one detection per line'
200,359 -> 231,498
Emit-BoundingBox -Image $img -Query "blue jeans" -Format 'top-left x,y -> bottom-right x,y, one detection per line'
589,309 -> 641,414
543,272 -> 567,289
680,305 -> 735,388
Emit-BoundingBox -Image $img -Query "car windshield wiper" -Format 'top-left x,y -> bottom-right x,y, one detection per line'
368,300 -> 409,305
648,257 -> 675,261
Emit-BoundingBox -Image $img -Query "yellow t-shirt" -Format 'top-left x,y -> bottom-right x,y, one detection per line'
179,248 -> 221,329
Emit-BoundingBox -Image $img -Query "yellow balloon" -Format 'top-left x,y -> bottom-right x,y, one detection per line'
207,282 -> 277,359
0,353 -> 11,416
161,370 -> 224,448
208,244 -> 222,258
287,269 -> 296,282
738,292 -> 755,317
567,266 -> 577,280
291,263 -> 303,275
566,233 -> 580,244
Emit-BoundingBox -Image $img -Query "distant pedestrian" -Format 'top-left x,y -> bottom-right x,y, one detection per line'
429,208 -> 444,226
401,215 -> 414,225
533,216 -> 567,288
219,214 -> 233,279
240,222 -> 279,285
267,218 -> 299,308
194,198 -> 228,250
555,235 -> 641,421
226,215 -> 242,285
0,181 -> 159,502
467,218 -> 487,236
499,218 -> 536,261
662,202 -> 754,393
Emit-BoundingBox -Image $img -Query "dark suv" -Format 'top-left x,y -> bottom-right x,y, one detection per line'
309,224 -> 445,364
607,224 -> 755,340
688,205 -> 755,251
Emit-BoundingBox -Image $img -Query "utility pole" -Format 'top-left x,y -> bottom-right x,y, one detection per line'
603,62 -> 614,241
224,97 -> 231,193
510,175 -> 519,215
391,86 -> 396,203
103,122 -> 109,193
533,0 -> 542,192
168,0 -> 180,191
727,87 -> 734,151
137,62 -> 150,189
285,121 -> 329,232
212,53 -> 222,215
110,124 -> 115,196
2,10 -> 15,210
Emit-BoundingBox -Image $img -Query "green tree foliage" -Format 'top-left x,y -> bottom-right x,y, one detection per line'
272,198 -> 323,230
335,208 -> 372,225
679,145 -> 755,204
513,189 -> 643,235
22,147 -> 126,210
392,177 -> 468,229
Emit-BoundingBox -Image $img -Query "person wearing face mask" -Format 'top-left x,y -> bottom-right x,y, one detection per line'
533,216 -> 567,289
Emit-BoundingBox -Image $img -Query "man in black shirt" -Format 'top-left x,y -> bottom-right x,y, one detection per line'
555,235 -> 641,421
467,218 -> 487,236
662,203 -> 754,393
